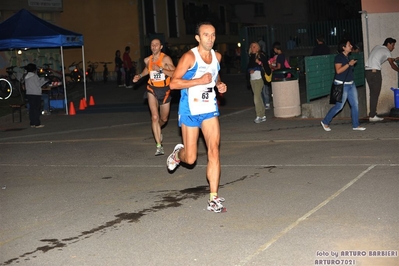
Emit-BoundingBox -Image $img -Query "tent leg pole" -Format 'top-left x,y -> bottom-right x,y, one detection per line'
61,46 -> 68,115
82,45 -> 87,100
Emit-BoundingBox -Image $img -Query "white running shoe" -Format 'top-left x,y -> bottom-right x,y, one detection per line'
369,115 -> 384,122
320,121 -> 331,131
207,196 -> 226,213
155,145 -> 164,156
353,126 -> 366,131
254,116 -> 266,123
166,144 -> 184,171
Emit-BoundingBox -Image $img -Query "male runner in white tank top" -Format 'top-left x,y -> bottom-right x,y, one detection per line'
166,22 -> 228,213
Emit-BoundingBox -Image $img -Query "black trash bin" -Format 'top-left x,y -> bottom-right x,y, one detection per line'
271,68 -> 301,118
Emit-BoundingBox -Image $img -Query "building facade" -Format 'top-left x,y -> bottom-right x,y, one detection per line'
0,0 -> 366,75
0,0 -> 259,73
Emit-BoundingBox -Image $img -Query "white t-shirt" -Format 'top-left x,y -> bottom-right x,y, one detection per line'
365,45 -> 392,70
250,70 -> 262,80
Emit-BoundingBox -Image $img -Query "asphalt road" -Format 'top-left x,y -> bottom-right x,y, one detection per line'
1,74 -> 398,266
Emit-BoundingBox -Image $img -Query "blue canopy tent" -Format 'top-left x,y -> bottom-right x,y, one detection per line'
0,9 -> 86,114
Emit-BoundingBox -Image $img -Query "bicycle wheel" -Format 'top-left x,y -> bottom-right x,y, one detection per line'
0,78 -> 12,100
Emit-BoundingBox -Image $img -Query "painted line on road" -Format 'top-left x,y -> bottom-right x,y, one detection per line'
1,163 -> 398,168
0,121 -> 153,141
2,137 -> 399,145
0,108 -> 252,142
238,164 -> 377,266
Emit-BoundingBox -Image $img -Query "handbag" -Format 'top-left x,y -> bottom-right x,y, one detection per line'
261,65 -> 272,83
329,67 -> 349,104
257,53 -> 272,83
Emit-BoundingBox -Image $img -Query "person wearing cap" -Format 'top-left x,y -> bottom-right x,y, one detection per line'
365,37 -> 399,122
25,63 -> 48,128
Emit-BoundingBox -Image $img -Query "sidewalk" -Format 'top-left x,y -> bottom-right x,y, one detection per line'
0,73 -> 393,134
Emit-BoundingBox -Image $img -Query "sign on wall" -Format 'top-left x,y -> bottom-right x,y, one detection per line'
28,0 -> 62,8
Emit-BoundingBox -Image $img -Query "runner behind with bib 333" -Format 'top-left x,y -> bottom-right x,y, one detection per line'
132,39 -> 176,156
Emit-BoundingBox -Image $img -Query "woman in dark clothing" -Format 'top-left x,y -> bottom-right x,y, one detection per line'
321,39 -> 366,131
115,50 -> 124,87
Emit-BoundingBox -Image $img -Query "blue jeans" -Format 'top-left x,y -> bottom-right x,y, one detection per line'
42,93 -> 50,111
261,84 -> 270,105
322,82 -> 360,128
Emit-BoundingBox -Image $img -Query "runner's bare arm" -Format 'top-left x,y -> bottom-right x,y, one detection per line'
170,51 -> 212,90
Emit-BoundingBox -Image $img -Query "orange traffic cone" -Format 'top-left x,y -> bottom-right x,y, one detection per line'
89,95 -> 95,106
79,99 -> 85,110
82,97 -> 87,108
69,102 -> 76,116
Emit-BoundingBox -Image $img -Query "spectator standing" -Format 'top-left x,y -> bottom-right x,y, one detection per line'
320,39 -> 366,131
287,37 -> 296,50
311,35 -> 330,56
115,50 -> 124,87
247,42 -> 269,123
132,38 -> 176,156
24,63 -> 47,128
123,46 -> 134,88
269,42 -> 290,79
365,37 -> 399,122
258,37 -> 266,53
166,22 -> 228,213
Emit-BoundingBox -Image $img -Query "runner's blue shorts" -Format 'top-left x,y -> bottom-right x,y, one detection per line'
178,112 -> 219,128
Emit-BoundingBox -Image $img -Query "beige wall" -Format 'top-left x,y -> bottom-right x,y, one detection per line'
362,0 -> 399,13
0,0 -> 241,75
58,0 -> 141,70
361,0 -> 399,115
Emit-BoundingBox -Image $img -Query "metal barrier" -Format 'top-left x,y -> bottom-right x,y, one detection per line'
304,53 -> 365,102
241,19 -> 363,73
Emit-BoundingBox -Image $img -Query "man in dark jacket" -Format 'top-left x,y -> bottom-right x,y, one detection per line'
311,35 -> 330,56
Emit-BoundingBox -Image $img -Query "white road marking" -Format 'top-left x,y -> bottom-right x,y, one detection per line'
238,164 -> 376,266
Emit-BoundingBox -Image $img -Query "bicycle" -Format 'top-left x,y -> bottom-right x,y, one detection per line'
86,61 -> 99,82
38,64 -> 63,85
0,78 -> 13,100
0,66 -> 24,101
99,61 -> 112,83
65,61 -> 83,89
38,64 -> 64,99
